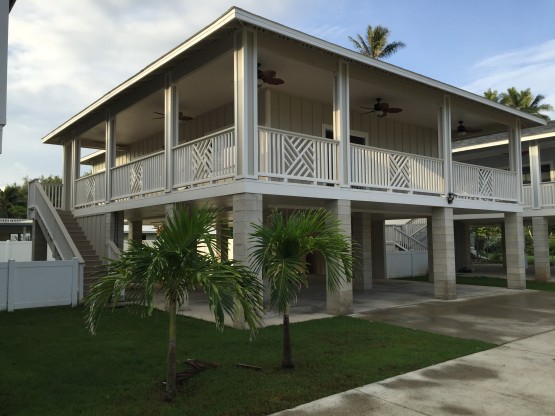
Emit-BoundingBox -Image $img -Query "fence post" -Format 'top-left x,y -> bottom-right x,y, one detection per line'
71,257 -> 79,307
7,259 -> 15,312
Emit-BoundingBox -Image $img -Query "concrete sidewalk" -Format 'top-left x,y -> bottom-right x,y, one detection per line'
271,289 -> 555,416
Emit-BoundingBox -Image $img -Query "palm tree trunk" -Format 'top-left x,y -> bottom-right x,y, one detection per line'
282,310 -> 294,369
165,299 -> 177,401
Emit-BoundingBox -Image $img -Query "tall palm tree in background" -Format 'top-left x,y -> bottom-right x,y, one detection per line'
250,209 -> 354,369
86,207 -> 263,401
484,87 -> 553,121
349,25 -> 406,59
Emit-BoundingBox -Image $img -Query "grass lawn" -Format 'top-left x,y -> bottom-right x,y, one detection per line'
397,275 -> 555,292
0,306 -> 493,416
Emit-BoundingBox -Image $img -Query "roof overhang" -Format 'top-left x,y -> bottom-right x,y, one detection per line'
41,6 -> 546,145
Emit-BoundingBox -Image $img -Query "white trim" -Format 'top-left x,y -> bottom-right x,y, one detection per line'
321,124 -> 368,144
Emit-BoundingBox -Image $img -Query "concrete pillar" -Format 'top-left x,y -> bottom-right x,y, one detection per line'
504,212 -> 526,289
326,200 -> 352,315
233,193 -> 263,327
352,212 -> 372,291
371,219 -> 387,280
501,223 -> 507,271
431,207 -> 456,299
532,216 -> 551,282
454,221 -> 472,271
128,220 -> 143,243
215,219 -> 229,261
31,220 -> 48,261
427,217 -> 434,282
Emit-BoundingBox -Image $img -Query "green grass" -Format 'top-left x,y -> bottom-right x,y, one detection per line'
397,275 -> 555,292
0,306 -> 493,416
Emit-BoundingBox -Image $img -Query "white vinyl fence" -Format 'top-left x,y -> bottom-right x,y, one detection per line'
0,258 -> 79,311
386,250 -> 428,278
0,240 -> 54,262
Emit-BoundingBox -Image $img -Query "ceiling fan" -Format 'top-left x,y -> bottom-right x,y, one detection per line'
453,121 -> 481,138
257,63 -> 284,87
362,98 -> 402,117
153,111 -> 193,121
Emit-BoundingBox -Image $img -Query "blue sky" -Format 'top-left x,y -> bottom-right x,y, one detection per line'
2,0 -> 555,188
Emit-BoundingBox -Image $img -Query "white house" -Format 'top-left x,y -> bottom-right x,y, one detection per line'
29,7 -> 545,312
0,0 -> 16,153
453,121 -> 555,282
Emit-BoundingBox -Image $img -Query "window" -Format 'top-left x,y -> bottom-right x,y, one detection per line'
522,164 -> 552,185
323,126 -> 368,145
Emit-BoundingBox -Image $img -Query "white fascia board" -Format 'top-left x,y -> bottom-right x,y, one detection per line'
233,8 -> 545,126
453,132 -> 555,153
42,7 -> 239,144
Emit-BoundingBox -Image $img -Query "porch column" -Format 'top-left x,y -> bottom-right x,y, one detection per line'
31,221 -> 48,261
128,220 -> 143,243
427,217 -> 434,282
70,133 -> 80,210
532,216 -> 551,282
326,199 -> 352,314
105,111 -> 116,203
333,60 -> 350,187
234,29 -> 258,179
431,207 -> 456,299
62,141 -> 72,210
508,119 -> 523,204
438,95 -> 453,198
371,218 -> 387,280
233,193 -> 263,327
164,73 -> 178,192
454,220 -> 472,271
529,141 -> 542,209
504,212 -> 526,289
352,212 -> 372,290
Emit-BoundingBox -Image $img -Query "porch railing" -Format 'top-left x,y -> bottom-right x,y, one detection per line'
523,184 -> 532,208
453,162 -> 518,202
75,172 -> 106,208
43,184 -> 63,209
111,151 -> 164,200
524,182 -> 555,208
258,127 -> 338,185
350,145 -> 444,194
173,127 -> 235,188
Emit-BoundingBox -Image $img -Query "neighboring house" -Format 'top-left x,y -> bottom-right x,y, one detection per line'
30,7 -> 544,312
0,0 -> 16,153
453,121 -> 555,282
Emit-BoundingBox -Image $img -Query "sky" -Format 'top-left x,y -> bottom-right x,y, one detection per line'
2,0 -> 555,189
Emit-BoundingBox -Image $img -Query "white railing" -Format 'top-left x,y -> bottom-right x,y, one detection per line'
386,226 -> 427,251
523,184 -> 532,208
453,162 -> 518,202
43,184 -> 63,208
27,180 -> 85,299
350,145 -> 443,194
173,127 -> 236,188
75,171 -> 106,207
258,127 -> 338,185
111,151 -> 164,200
541,182 -> 555,207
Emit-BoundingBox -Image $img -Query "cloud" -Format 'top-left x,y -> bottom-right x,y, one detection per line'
462,39 -> 555,119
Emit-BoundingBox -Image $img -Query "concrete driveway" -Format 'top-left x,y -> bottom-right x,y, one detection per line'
271,286 -> 555,416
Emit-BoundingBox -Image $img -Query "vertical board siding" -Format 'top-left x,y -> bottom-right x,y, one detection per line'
76,214 -> 106,259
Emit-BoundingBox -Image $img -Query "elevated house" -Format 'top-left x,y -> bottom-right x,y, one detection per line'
29,7 -> 545,313
453,121 -> 555,282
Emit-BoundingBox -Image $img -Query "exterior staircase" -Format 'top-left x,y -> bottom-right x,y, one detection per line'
56,210 -> 104,296
386,218 -> 428,251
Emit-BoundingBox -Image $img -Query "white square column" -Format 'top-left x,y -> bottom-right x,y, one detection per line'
352,212 -> 372,290
431,207 -> 456,299
326,199 -> 353,315
532,216 -> 551,282
232,193 -> 263,327
504,212 -> 526,289
333,60 -> 350,187
164,73 -> 179,192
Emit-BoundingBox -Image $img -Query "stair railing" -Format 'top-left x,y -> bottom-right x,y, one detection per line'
28,179 -> 85,298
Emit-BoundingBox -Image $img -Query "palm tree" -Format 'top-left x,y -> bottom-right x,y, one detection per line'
484,87 -> 553,120
349,25 -> 406,59
250,209 -> 354,369
86,207 -> 263,401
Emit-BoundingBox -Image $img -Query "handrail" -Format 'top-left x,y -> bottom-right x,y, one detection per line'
106,240 -> 122,260
27,180 -> 84,264
111,150 -> 165,170
259,126 -> 338,144
351,143 -> 443,163
75,170 -> 105,182
173,126 -> 235,151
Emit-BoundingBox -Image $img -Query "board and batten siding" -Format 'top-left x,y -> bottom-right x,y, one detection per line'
262,90 -> 438,158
